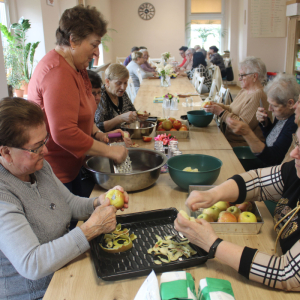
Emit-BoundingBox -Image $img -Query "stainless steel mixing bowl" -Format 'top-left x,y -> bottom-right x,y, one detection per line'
84,148 -> 167,191
120,121 -> 156,139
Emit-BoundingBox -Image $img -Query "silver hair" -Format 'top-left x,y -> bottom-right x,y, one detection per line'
194,45 -> 201,50
131,51 -> 143,61
264,73 -> 300,105
186,48 -> 195,54
105,63 -> 129,81
239,56 -> 267,85
139,49 -> 148,54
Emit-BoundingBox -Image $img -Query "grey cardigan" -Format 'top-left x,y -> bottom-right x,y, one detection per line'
0,161 -> 95,300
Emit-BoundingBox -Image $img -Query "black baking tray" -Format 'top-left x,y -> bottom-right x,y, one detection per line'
90,208 -> 208,281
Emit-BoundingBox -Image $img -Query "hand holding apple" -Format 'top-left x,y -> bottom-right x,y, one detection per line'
174,213 -> 219,253
185,190 -> 217,212
96,186 -> 129,211
204,104 -> 224,116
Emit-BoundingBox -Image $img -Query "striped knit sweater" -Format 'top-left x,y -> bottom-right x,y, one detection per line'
0,161 -> 95,299
219,88 -> 271,147
231,160 -> 300,291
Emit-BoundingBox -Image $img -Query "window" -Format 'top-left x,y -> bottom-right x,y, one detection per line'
191,0 -> 222,14
187,0 -> 225,52
0,1 -> 7,27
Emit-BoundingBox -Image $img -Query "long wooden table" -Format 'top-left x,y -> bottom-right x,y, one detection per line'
43,77 -> 299,299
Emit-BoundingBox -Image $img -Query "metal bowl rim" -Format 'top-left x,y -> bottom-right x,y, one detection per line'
120,121 -> 157,130
84,148 -> 168,176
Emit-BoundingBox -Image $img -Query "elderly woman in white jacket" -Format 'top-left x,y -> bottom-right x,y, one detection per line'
126,51 -> 155,92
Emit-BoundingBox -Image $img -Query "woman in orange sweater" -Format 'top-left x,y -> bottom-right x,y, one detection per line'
28,5 -> 127,197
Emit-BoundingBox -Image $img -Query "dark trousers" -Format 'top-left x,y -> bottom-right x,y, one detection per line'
63,169 -> 95,230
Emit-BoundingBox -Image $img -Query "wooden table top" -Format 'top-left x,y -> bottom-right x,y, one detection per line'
43,77 -> 299,299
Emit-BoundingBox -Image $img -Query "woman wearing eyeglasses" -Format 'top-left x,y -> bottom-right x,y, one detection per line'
175,122 -> 300,291
226,73 -> 299,167
0,97 -> 129,299
205,56 -> 271,147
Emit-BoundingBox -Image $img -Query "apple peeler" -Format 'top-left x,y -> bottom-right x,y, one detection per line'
107,132 -> 132,174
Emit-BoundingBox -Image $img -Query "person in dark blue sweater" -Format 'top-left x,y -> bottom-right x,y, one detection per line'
227,73 -> 300,167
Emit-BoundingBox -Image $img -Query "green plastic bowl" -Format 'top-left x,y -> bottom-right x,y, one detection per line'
187,110 -> 214,127
167,154 -> 223,190
233,146 -> 264,171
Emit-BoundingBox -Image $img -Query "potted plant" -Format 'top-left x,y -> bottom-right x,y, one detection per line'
0,17 -> 40,95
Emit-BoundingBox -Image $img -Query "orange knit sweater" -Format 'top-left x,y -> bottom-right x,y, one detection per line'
28,50 -> 96,183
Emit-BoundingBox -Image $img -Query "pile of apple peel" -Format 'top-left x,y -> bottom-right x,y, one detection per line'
147,234 -> 197,265
100,224 -> 137,253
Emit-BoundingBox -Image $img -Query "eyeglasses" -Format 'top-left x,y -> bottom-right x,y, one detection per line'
238,73 -> 254,79
292,134 -> 300,151
13,133 -> 49,154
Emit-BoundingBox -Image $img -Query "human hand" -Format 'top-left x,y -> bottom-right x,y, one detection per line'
124,136 -> 133,147
96,185 -> 129,211
109,145 -> 128,164
174,213 -> 218,252
185,190 -> 216,211
204,104 -> 224,116
256,107 -> 268,125
80,199 -> 117,241
137,112 -> 150,121
120,111 -> 137,123
226,117 -> 251,136
95,132 -> 109,143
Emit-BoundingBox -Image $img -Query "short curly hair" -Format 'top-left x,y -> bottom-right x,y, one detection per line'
56,5 -> 108,46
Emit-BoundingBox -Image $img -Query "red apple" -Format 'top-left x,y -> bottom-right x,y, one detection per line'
197,213 -> 214,222
202,206 -> 221,222
142,136 -> 152,142
238,211 -> 257,223
162,120 -> 173,131
226,206 -> 241,219
158,121 -> 163,127
106,189 -> 125,209
218,211 -> 237,222
179,126 -> 188,131
157,127 -> 165,131
245,201 -> 253,212
173,120 -> 182,130
168,117 -> 176,123
214,201 -> 230,212
170,128 -> 177,131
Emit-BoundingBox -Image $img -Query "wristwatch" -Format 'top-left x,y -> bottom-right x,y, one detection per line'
92,130 -> 102,138
207,238 -> 223,259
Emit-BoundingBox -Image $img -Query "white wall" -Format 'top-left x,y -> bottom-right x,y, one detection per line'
86,0 -> 113,63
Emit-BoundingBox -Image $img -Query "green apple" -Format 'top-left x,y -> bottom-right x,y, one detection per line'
202,206 -> 221,222
197,213 -> 214,222
106,189 -> 125,209
214,201 -> 230,212
238,211 -> 257,223
227,206 -> 241,219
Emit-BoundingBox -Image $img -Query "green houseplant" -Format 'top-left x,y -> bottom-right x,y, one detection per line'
0,17 -> 40,95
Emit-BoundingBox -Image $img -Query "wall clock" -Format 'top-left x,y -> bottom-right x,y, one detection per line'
138,3 -> 155,20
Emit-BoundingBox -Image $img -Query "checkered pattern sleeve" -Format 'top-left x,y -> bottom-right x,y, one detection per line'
239,242 -> 300,291
230,164 -> 284,204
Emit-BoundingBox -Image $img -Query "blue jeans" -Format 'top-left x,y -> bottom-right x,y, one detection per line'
63,169 -> 95,229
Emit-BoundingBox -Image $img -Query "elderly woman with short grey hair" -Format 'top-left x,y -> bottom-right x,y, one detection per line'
140,49 -> 156,73
126,51 -> 155,92
95,63 -> 149,132
180,48 -> 195,71
205,56 -> 271,147
227,73 -> 299,167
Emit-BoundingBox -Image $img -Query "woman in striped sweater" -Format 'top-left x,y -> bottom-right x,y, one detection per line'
175,121 -> 300,291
